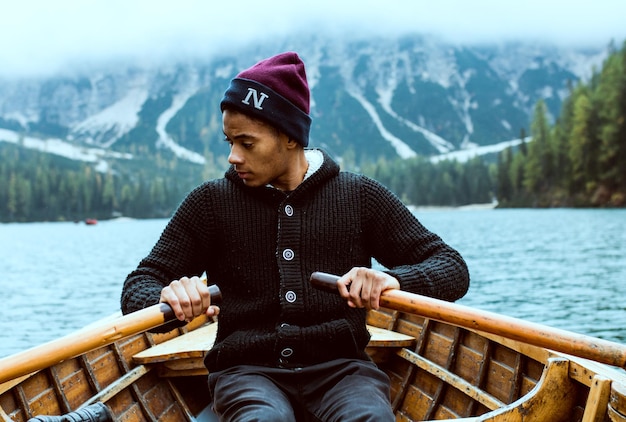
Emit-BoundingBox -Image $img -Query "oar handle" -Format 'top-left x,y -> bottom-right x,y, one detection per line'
0,285 -> 222,385
310,271 -> 341,293
310,272 -> 626,369
208,284 -> 223,305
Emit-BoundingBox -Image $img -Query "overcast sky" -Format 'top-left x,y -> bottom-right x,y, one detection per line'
1,0 -> 625,78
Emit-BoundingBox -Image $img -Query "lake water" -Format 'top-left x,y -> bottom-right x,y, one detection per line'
1,208 -> 625,358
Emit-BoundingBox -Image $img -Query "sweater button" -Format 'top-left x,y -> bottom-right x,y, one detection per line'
285,291 -> 297,303
284,204 -> 294,216
282,249 -> 294,260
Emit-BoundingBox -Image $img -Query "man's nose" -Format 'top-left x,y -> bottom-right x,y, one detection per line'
228,145 -> 243,164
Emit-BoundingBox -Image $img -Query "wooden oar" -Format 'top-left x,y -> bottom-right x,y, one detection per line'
310,272 -> 626,369
0,285 -> 221,385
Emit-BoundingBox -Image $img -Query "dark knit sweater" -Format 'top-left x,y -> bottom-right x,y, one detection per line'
121,149 -> 469,372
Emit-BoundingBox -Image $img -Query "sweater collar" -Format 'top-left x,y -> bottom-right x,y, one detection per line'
225,148 -> 339,192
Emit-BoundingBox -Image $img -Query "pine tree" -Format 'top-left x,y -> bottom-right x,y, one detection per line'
6,173 -> 18,220
519,128 -> 528,156
595,41 -> 626,205
101,172 -> 116,217
550,83 -> 577,199
569,91 -> 594,196
496,148 -> 513,204
523,100 -> 553,203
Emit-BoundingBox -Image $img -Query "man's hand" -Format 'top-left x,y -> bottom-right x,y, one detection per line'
160,276 -> 220,322
336,267 -> 400,310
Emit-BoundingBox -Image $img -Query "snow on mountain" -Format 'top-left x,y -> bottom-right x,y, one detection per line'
378,86 -> 455,154
0,128 -> 132,172
431,138 -> 527,163
346,87 -> 417,159
154,69 -> 206,164
71,86 -> 149,147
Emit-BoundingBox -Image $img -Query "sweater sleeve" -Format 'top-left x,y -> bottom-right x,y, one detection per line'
361,176 -> 470,302
120,185 -> 213,316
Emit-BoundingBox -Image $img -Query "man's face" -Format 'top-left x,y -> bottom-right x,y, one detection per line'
223,109 -> 293,190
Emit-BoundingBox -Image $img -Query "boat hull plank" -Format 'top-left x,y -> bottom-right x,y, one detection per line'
477,358 -> 577,421
581,375 -> 611,422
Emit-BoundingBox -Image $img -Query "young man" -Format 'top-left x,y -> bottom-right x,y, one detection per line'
121,52 -> 470,421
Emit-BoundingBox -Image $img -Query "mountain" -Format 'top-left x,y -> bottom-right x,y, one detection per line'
0,34 -> 608,172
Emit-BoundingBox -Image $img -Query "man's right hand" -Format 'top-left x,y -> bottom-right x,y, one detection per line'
160,276 -> 219,322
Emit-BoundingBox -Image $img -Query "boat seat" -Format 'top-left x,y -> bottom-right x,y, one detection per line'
133,322 -> 415,377
133,322 -> 218,376
366,325 -> 415,348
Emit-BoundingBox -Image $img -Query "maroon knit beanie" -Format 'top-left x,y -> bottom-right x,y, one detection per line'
220,52 -> 312,147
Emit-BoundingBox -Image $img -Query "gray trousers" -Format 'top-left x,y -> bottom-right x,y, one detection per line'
208,358 -> 395,422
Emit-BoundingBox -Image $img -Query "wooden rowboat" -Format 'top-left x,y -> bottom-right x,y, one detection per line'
2,275 -> 626,421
